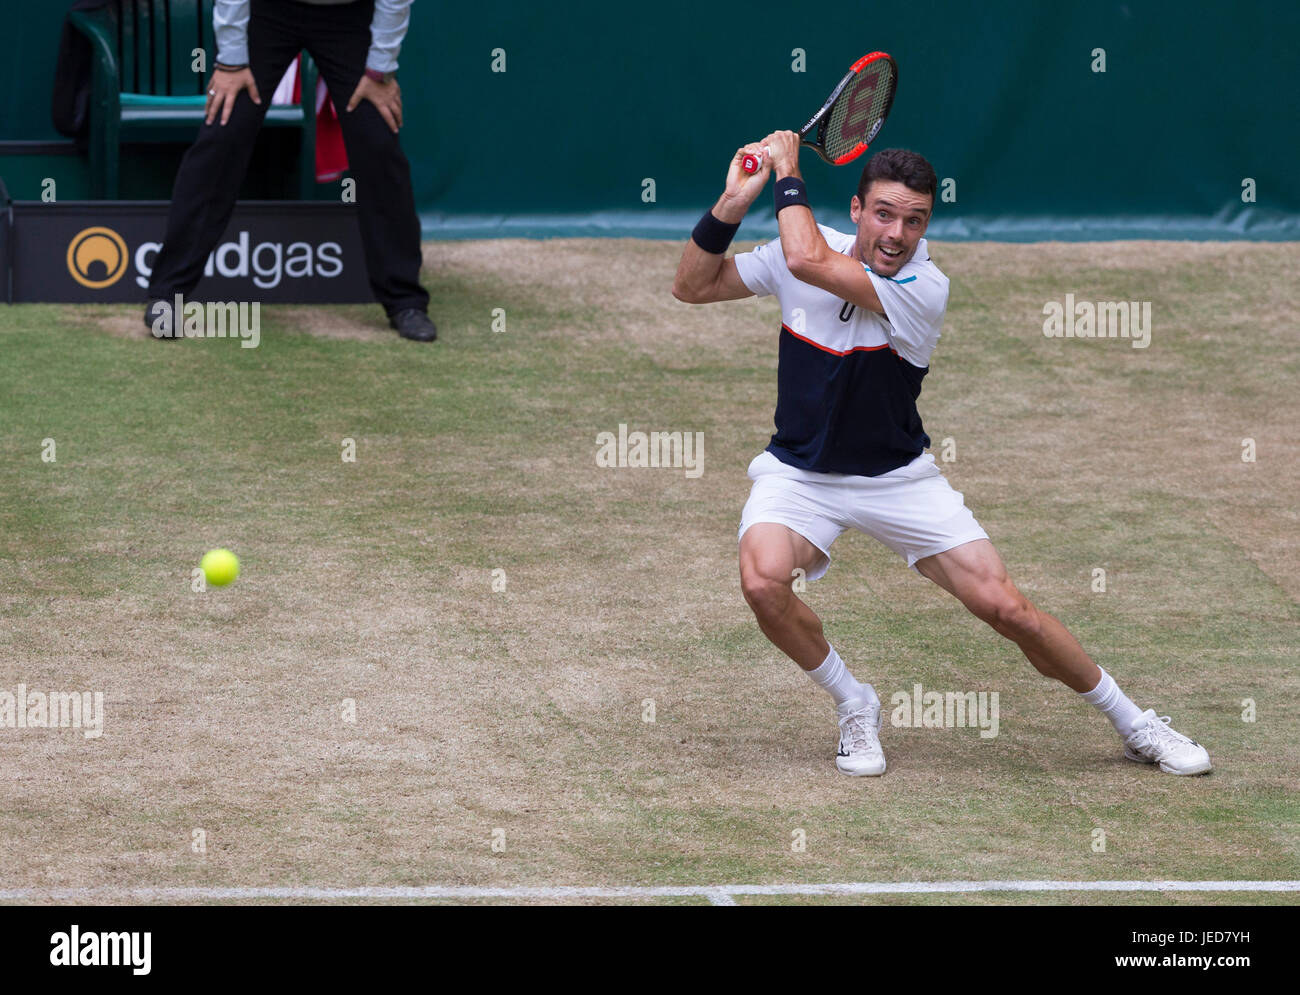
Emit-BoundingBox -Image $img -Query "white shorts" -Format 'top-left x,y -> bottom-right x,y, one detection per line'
737,450 -> 989,580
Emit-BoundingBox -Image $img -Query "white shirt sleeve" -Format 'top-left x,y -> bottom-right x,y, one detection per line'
214,0 -> 250,67
733,238 -> 786,298
865,265 -> 949,368
367,0 -> 413,74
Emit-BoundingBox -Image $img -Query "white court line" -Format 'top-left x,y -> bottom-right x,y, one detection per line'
1,881 -> 1298,902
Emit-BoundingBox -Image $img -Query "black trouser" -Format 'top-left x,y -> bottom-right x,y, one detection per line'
147,0 -> 428,316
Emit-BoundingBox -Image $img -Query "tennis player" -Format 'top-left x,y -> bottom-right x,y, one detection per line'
671,131 -> 1211,777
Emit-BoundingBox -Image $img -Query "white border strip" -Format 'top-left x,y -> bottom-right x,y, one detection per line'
2,881 -> 1297,903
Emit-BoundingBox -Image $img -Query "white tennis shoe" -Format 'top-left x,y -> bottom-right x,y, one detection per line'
1123,709 -> 1212,775
836,696 -> 886,776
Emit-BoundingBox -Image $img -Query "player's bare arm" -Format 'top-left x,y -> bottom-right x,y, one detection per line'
764,130 -> 934,315
671,145 -> 772,304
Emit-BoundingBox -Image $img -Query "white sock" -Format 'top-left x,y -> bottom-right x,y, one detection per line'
1079,667 -> 1143,734
807,645 -> 873,708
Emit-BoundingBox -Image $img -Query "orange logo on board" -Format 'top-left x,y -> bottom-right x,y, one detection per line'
67,227 -> 128,289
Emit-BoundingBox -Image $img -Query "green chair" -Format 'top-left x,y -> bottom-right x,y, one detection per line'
69,0 -> 319,199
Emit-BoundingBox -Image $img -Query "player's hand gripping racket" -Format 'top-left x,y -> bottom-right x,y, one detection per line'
741,52 -> 898,174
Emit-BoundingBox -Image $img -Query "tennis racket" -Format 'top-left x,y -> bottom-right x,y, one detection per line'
741,52 -> 898,174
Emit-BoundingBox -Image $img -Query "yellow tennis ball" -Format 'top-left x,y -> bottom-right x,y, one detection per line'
201,548 -> 240,587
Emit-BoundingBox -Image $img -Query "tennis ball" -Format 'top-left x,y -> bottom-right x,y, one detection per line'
201,548 -> 240,587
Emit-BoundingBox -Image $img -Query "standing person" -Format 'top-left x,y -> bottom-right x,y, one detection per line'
145,0 -> 436,342
671,133 -> 1211,777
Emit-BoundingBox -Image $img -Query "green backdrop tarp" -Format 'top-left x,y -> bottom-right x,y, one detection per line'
5,0 -> 1297,239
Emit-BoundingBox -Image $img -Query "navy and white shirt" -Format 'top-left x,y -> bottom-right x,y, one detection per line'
734,227 -> 949,477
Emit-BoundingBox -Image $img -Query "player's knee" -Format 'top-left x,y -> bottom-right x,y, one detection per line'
740,566 -> 792,620
968,584 -> 1039,641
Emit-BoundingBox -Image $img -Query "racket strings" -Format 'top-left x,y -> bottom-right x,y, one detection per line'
823,62 -> 897,161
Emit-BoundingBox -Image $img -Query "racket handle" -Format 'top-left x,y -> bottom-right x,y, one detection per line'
741,147 -> 769,175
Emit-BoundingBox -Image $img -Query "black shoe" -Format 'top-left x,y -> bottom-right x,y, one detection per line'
389,309 -> 438,342
144,298 -> 177,338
